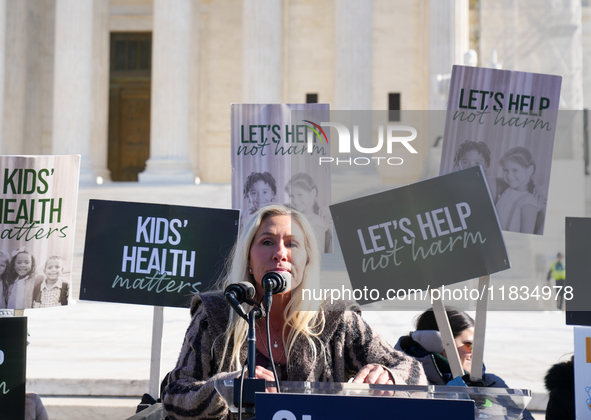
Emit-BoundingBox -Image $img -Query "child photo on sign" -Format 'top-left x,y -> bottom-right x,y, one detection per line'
285,172 -> 333,253
453,140 -> 492,172
440,65 -> 560,236
452,140 -> 547,234
453,140 -> 501,199
240,171 -> 277,230
0,251 -> 11,308
495,147 -> 543,234
33,256 -> 70,308
2,248 -> 43,309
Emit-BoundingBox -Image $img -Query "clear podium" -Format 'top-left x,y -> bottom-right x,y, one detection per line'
215,380 -> 532,420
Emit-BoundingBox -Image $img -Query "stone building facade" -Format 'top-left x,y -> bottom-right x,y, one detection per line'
0,1 -> 587,266
0,0 -> 473,185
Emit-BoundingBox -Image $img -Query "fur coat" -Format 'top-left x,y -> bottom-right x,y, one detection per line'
162,292 -> 427,419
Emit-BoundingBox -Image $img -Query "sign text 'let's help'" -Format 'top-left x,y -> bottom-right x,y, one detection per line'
330,167 -> 509,304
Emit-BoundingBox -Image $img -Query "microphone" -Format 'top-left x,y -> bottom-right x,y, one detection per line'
225,282 -> 256,320
262,271 -> 291,310
224,281 -> 256,302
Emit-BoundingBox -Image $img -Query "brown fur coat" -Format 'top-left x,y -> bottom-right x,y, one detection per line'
162,292 -> 426,419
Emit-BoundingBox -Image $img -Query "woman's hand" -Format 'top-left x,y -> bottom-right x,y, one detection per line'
252,365 -> 280,393
253,365 -> 276,381
352,364 -> 395,385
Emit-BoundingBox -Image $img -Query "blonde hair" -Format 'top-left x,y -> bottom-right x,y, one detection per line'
216,204 -> 325,371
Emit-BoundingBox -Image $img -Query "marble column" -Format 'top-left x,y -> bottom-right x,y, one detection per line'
0,0 -> 5,154
334,0 -> 372,110
91,0 -> 111,183
479,0 -> 584,293
2,0 -> 26,155
242,0 -> 283,103
481,0 -> 582,110
428,0 -> 469,110
52,0 -> 96,184
139,0 -> 195,184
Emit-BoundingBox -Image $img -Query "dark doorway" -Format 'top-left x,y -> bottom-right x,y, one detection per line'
108,33 -> 152,181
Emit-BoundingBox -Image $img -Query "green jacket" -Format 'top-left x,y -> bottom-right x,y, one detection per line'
548,261 -> 565,281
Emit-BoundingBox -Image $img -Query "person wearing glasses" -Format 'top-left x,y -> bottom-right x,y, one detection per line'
394,307 -> 476,385
394,307 -> 534,419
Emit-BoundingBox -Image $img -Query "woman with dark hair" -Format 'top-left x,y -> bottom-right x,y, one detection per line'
396,307 -> 476,384
394,306 -> 534,420
544,356 -> 575,420
395,306 -> 533,419
2,248 -> 42,309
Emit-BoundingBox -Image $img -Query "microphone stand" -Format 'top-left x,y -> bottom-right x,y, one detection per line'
226,279 -> 286,417
233,305 -> 266,419
247,307 -> 263,380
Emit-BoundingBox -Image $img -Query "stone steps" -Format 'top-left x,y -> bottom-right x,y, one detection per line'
28,379 -> 149,420
42,396 -> 140,420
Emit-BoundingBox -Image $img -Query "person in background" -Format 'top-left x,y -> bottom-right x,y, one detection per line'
544,356 -> 575,420
162,205 -> 426,419
547,253 -> 566,310
25,392 -> 49,420
395,307 -> 476,385
395,307 -> 534,420
26,334 -> 49,420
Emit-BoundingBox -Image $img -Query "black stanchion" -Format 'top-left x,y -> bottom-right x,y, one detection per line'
233,306 -> 266,420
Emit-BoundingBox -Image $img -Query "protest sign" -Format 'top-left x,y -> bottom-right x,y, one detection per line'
573,326 -> 591,420
80,200 -> 239,308
440,65 -> 562,235
0,316 -> 26,420
231,103 -> 333,252
565,217 -> 590,324
0,155 -> 80,309
330,166 -> 509,304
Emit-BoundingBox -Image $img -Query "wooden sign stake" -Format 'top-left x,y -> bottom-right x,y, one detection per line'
149,306 -> 164,399
470,275 -> 490,381
432,289 -> 464,379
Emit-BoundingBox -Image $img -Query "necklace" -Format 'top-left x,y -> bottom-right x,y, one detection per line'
257,329 -> 286,380
257,329 -> 285,359
257,321 -> 281,348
